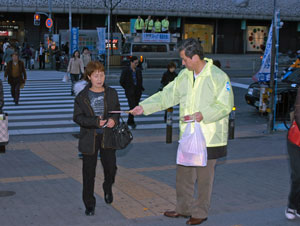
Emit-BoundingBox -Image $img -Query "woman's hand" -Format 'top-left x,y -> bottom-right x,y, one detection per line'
99,119 -> 107,127
106,118 -> 115,128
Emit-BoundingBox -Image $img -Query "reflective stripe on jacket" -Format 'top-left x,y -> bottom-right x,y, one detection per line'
140,58 -> 234,147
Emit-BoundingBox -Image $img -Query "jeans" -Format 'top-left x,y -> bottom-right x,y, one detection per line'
287,139 -> 300,210
70,74 -> 80,95
82,134 -> 117,209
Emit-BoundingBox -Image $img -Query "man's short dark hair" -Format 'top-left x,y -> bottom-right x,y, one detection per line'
130,56 -> 138,62
178,38 -> 204,60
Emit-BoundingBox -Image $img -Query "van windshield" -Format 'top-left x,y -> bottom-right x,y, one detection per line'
122,43 -> 131,54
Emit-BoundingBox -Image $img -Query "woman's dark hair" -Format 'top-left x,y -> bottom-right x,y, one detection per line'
167,61 -> 176,70
72,50 -> 80,58
130,56 -> 138,62
178,38 -> 204,60
213,60 -> 221,68
81,47 -> 89,54
83,61 -> 105,81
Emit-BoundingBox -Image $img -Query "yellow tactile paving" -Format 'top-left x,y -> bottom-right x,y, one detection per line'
0,174 -> 68,183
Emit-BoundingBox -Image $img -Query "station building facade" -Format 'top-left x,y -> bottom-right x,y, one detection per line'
0,0 -> 299,54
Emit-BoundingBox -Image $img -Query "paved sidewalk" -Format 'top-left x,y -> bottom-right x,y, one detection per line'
0,122 -> 299,226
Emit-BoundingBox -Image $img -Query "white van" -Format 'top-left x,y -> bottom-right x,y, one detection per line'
121,42 -> 181,69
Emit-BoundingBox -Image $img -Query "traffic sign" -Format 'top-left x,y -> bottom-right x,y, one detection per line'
45,18 -> 53,29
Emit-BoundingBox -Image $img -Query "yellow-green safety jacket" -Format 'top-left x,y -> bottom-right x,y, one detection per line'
135,18 -> 144,31
154,21 -> 161,32
161,19 -> 169,31
145,19 -> 154,31
140,58 -> 234,147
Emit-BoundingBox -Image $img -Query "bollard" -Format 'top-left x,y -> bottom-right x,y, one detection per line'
228,106 -> 236,140
166,107 -> 173,143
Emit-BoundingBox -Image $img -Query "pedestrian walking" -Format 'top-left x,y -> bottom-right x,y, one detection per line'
160,61 -> 177,122
285,87 -> 300,220
120,56 -> 144,129
131,38 -> 234,225
3,44 -> 14,71
4,52 -> 27,105
67,50 -> 84,95
23,44 -> 32,70
73,61 -> 120,216
0,79 -> 5,153
38,42 -> 45,69
80,47 -> 92,71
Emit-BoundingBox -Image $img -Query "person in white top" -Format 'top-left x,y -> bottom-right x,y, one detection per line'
67,50 -> 84,95
80,47 -> 92,70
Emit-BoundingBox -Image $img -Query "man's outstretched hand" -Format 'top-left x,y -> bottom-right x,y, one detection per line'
130,106 -> 144,116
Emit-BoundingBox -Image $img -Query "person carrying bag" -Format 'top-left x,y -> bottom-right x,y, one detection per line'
285,87 -> 300,220
0,79 -> 8,153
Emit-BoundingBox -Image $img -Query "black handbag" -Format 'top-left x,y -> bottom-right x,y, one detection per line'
112,116 -> 133,150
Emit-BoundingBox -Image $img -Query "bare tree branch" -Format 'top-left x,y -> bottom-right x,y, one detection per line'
112,0 -> 121,10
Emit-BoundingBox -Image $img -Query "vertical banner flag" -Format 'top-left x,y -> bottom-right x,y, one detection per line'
253,23 -> 273,82
97,27 -> 106,54
71,27 -> 79,55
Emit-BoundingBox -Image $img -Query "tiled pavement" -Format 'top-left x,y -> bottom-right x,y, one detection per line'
1,125 -> 300,226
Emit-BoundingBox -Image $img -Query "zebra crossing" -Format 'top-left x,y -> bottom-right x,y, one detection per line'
1,71 -> 179,136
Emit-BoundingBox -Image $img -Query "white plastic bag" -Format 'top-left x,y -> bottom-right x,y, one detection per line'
62,73 -> 69,82
176,122 -> 207,166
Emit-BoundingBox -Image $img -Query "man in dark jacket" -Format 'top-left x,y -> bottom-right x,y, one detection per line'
119,56 -> 144,129
4,52 -> 27,105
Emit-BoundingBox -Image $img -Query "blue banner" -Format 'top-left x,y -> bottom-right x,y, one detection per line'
97,27 -> 106,54
142,33 -> 170,43
71,27 -> 79,55
254,24 -> 272,82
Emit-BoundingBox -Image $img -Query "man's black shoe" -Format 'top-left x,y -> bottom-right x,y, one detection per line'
85,208 -> 95,216
104,192 -> 113,204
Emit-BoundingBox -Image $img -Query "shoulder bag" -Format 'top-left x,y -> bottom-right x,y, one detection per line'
288,121 -> 300,147
0,113 -> 9,145
112,116 -> 133,150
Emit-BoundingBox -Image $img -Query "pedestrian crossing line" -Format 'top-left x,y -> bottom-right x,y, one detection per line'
8,116 -> 180,128
2,80 -> 180,135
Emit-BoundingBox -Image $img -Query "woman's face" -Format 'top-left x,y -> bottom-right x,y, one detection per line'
74,51 -> 79,58
84,49 -> 89,54
169,67 -> 175,73
88,70 -> 105,89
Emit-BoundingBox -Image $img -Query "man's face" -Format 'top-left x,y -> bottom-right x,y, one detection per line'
12,55 -> 18,62
131,60 -> 139,69
180,50 -> 195,71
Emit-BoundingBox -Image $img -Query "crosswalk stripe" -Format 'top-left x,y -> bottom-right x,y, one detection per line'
2,76 -> 179,135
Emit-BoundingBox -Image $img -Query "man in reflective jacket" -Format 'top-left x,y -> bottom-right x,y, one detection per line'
131,38 -> 234,225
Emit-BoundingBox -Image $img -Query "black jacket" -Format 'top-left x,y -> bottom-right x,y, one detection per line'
73,83 -> 120,154
161,70 -> 177,87
0,80 -> 3,113
120,66 -> 144,96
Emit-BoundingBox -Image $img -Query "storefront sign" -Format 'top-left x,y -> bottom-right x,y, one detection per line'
97,27 -> 106,54
71,27 -> 79,55
142,33 -> 170,43
0,31 -> 8,36
254,23 -> 273,82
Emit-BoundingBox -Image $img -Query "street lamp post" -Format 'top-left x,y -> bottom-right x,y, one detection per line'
267,0 -> 278,133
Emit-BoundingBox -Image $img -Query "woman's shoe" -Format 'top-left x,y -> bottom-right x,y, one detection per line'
104,192 -> 113,204
85,207 -> 95,216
